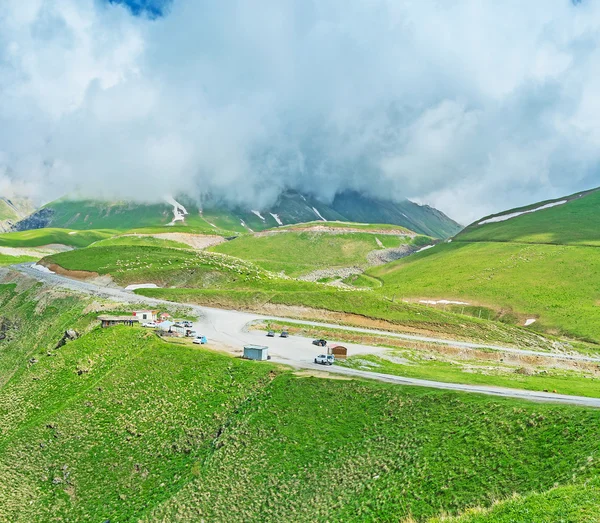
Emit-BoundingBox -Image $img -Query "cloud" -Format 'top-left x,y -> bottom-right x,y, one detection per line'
1,0 -> 600,222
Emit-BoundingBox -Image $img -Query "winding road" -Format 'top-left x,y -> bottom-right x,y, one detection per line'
10,263 -> 600,408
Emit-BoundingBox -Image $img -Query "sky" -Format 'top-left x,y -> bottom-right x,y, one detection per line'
1,0 -> 599,223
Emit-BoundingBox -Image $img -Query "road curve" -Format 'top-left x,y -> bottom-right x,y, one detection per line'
10,263 -> 600,408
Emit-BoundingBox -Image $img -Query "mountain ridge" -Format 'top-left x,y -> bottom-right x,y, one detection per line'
12,190 -> 462,239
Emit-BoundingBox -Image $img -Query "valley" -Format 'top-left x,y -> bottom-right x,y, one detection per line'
0,187 -> 599,521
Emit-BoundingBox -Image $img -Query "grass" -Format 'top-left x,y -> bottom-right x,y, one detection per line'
0,228 -> 116,248
137,286 -> 564,349
210,231 -> 422,277
0,254 -> 37,266
43,245 -> 273,288
89,235 -> 192,250
431,480 -> 600,522
340,354 -> 600,399
279,220 -> 415,233
457,187 -> 600,246
0,277 -> 599,521
369,241 -> 600,343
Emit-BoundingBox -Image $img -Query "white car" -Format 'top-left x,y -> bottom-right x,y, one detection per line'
314,354 -> 335,365
193,335 -> 207,345
142,322 -> 157,328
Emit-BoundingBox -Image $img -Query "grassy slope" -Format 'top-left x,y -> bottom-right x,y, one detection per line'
369,239 -> 600,343
457,188 -> 600,246
0,200 -> 19,221
0,254 -> 37,266
89,235 -> 192,250
43,199 -> 173,230
210,231 -> 420,276
279,221 -> 415,232
368,188 -> 600,343
0,284 -> 598,521
138,286 -> 559,349
42,243 -> 554,347
43,245 -> 274,288
431,480 -> 600,523
42,199 -> 237,235
0,228 -> 116,248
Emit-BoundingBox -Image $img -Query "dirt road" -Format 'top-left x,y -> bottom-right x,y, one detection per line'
11,263 -> 600,408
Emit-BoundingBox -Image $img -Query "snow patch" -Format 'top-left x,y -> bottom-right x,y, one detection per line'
125,283 -> 159,291
524,318 -> 537,326
312,207 -> 327,221
31,264 -> 54,274
270,213 -> 283,226
416,244 -> 435,253
166,197 -> 189,226
68,231 -> 77,235
251,210 -> 265,221
478,200 -> 567,225
240,220 -> 254,232
419,299 -> 470,306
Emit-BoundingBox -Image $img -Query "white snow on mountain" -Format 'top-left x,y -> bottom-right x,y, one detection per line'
251,210 -> 265,221
166,197 -> 189,226
270,213 -> 283,226
312,207 -> 327,221
478,200 -> 567,225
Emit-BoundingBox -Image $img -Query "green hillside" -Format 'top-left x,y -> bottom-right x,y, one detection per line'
431,480 -> 600,523
0,283 -> 598,522
43,245 -> 270,288
210,227 -> 430,277
0,228 -> 116,248
457,187 -> 600,245
369,188 -> 600,343
42,243 -> 549,346
331,191 -> 463,239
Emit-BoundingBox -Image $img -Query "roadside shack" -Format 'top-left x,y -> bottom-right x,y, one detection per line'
329,345 -> 348,360
243,345 -> 269,361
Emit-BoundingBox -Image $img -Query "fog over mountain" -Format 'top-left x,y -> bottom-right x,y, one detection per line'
1,0 -> 599,222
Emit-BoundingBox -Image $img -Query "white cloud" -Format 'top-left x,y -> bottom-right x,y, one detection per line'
1,0 -> 600,222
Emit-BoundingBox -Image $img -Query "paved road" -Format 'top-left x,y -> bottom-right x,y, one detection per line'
11,263 -> 600,408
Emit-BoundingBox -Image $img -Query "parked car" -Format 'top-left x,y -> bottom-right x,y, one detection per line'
266,330 -> 275,337
185,330 -> 197,337
181,321 -> 193,328
142,322 -> 157,328
312,339 -> 327,347
314,354 -> 335,365
280,331 -> 289,338
192,335 -> 207,345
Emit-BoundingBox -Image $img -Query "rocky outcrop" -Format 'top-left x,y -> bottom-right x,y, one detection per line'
55,329 -> 79,349
12,208 -> 54,231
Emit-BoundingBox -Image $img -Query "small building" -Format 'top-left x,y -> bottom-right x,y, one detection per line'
159,312 -> 172,320
98,315 -> 138,328
329,345 -> 348,360
243,345 -> 269,361
133,310 -> 159,323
